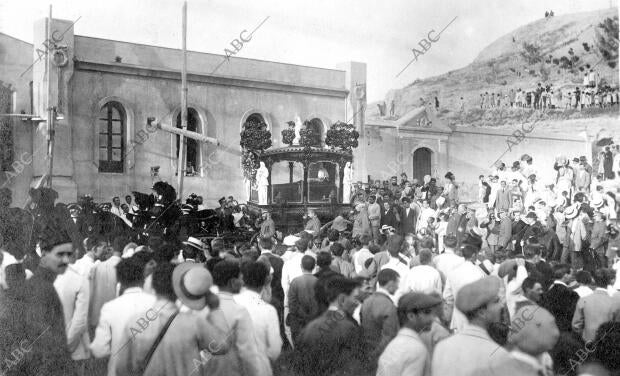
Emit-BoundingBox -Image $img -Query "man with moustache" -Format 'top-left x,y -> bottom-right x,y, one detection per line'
18,232 -> 76,376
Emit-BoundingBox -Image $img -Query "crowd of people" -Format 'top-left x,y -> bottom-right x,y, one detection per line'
474,72 -> 619,112
1,147 -> 620,376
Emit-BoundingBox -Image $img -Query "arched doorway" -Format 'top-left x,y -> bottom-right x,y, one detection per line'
412,147 -> 432,183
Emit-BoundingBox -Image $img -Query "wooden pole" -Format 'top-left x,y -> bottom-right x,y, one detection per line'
177,1 -> 188,199
46,4 -> 54,188
155,122 -> 219,145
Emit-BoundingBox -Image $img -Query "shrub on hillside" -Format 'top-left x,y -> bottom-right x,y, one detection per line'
552,58 -> 560,65
583,42 -> 590,52
595,16 -> 619,69
521,42 -> 543,65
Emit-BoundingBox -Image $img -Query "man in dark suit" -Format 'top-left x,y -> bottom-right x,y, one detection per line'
360,269 -> 400,371
287,256 -> 319,345
380,201 -> 400,230
511,211 -> 531,256
399,197 -> 418,235
498,210 -> 513,249
446,204 -> 468,246
19,238 -> 76,376
258,237 -> 290,350
495,181 -> 512,212
539,264 -> 580,333
293,276 -> 368,376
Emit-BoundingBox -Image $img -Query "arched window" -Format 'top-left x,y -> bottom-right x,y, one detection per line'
307,118 -> 323,146
176,108 -> 201,176
245,113 -> 267,128
98,102 -> 126,173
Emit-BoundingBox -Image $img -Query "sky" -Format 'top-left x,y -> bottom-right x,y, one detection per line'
0,0 -> 617,101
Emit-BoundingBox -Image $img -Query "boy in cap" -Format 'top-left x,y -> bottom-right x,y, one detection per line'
377,292 -> 441,376
433,276 -> 513,376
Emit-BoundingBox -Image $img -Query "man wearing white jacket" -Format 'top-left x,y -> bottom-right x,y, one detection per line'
54,263 -> 91,376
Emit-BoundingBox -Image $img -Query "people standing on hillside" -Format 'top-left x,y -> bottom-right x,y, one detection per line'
515,89 -> 524,107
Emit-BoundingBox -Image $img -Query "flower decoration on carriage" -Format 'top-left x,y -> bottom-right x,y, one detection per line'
281,121 -> 296,146
325,121 -> 360,152
240,117 -> 272,183
300,121 -> 318,162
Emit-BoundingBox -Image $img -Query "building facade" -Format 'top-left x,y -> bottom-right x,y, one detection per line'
1,17 -> 615,206
0,17 -> 367,205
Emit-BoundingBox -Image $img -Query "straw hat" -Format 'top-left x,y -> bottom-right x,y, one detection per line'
564,205 -> 579,220
172,262 -> 213,310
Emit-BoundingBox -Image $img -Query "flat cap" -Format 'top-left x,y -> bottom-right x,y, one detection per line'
398,292 -> 442,311
456,276 -> 501,314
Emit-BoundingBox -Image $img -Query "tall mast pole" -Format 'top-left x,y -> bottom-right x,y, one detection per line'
177,1 -> 188,200
46,4 -> 54,188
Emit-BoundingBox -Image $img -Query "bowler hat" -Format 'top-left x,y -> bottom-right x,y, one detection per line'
172,262 -> 213,310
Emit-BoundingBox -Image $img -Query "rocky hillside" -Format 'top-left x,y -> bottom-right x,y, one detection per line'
369,7 -> 619,127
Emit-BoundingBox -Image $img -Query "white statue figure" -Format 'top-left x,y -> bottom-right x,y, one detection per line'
256,161 -> 269,205
293,114 -> 303,145
342,162 -> 353,204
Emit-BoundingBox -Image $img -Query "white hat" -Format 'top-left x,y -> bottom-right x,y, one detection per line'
591,196 -> 605,209
283,235 -> 300,246
564,205 -> 579,220
182,237 -> 208,251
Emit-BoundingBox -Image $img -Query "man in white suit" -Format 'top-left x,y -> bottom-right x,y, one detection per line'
54,263 -> 91,376
443,244 -> 487,332
90,257 -> 156,376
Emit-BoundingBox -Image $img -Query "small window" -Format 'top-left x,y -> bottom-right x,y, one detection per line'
98,102 -> 126,173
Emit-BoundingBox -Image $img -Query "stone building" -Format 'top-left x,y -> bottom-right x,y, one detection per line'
0,17 -> 366,205
1,17 -> 615,206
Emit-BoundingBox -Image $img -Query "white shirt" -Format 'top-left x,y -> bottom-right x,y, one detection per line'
74,253 -> 97,277
433,250 -> 464,281
505,265 -> 528,319
406,264 -> 442,295
234,289 -> 282,363
353,247 -> 373,274
281,252 -> 306,307
54,265 -> 91,360
381,254 -> 411,302
613,260 -> 620,290
377,327 -> 429,376
418,208 -> 435,231
0,251 -> 18,288
90,287 -> 156,376
443,261 -> 487,331
574,285 -> 593,298
110,205 -> 123,218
